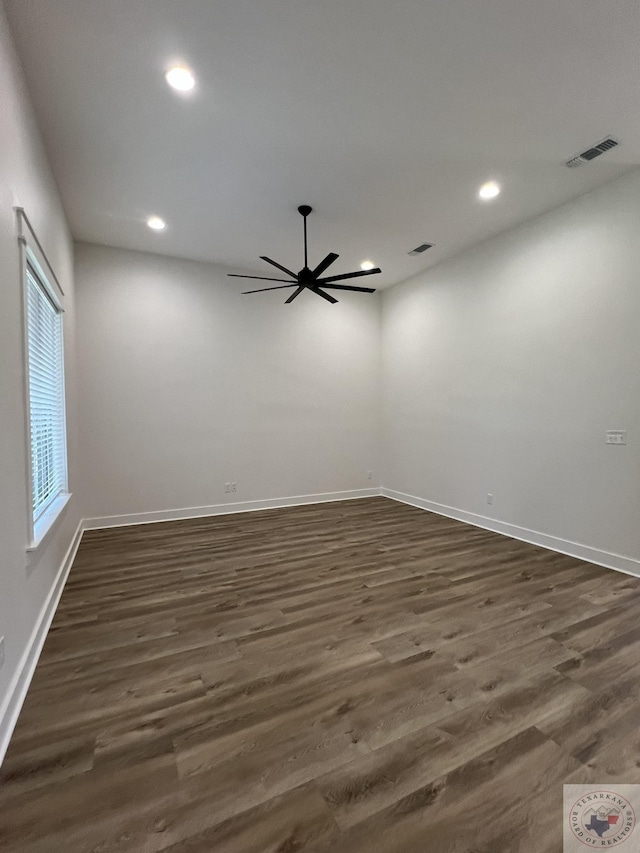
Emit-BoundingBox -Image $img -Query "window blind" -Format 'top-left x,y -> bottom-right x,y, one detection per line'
26,263 -> 67,522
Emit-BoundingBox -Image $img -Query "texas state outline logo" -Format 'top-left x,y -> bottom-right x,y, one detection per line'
564,786 -> 639,849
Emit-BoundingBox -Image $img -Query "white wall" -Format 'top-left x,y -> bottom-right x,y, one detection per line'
0,4 -> 80,751
74,242 -> 381,522
382,169 -> 640,569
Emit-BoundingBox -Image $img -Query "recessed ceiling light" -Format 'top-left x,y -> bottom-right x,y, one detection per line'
360,260 -> 375,271
478,181 -> 501,200
147,215 -> 166,231
165,66 -> 195,92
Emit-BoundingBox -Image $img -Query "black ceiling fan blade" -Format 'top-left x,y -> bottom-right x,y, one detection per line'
285,285 -> 306,303
311,287 -> 338,305
260,256 -> 298,278
311,252 -> 339,278
319,283 -> 377,293
318,268 -> 381,284
242,284 -> 300,294
229,274 -> 296,283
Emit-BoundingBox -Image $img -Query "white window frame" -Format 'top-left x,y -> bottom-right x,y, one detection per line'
17,208 -> 71,550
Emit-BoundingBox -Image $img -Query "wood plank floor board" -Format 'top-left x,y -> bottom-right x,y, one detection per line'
1,496 -> 639,852
156,783 -> 340,853
314,668 -> 589,832
307,727 -> 587,853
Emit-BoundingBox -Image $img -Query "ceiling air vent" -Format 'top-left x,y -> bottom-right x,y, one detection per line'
566,136 -> 619,168
408,243 -> 433,256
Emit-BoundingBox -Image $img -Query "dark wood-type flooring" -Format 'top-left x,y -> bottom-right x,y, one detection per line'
2,497 -> 640,852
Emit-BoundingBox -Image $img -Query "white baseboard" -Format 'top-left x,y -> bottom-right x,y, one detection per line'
0,519 -> 84,766
382,487 -> 640,578
82,488 -> 382,530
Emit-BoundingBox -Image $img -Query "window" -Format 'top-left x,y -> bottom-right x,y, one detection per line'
24,256 -> 69,546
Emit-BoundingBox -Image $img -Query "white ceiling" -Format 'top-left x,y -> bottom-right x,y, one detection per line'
5,0 -> 640,288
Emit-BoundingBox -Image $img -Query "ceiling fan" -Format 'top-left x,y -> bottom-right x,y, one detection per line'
228,205 -> 381,304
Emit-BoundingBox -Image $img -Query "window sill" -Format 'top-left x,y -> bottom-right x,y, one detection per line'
27,492 -> 72,552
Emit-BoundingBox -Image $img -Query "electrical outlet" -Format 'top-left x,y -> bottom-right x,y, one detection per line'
606,430 -> 627,445
367,470 -> 373,480
231,483 -> 237,493
487,493 -> 493,506
224,483 -> 231,493
0,636 -> 5,669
